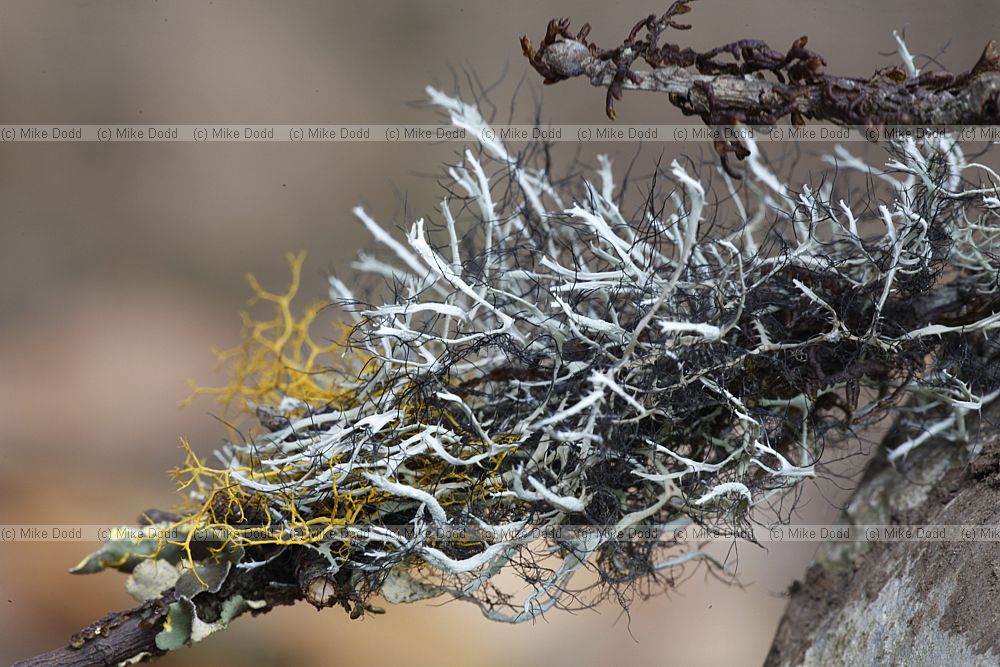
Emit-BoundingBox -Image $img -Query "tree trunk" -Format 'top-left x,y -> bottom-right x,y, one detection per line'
765,401 -> 1000,666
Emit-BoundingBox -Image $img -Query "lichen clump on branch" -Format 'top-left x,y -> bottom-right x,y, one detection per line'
77,87 -> 1000,644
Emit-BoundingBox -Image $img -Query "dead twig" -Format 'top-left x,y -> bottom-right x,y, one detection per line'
521,0 -> 1000,174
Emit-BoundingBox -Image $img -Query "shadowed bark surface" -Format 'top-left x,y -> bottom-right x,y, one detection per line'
766,401 -> 1000,667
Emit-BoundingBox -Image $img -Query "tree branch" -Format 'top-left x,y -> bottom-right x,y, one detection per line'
581,59 -> 1000,127
521,1 -> 1000,174
12,550 -> 307,667
12,598 -> 171,667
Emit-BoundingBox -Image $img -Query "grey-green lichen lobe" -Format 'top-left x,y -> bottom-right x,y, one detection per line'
70,523 -> 185,574
155,595 -> 266,651
125,559 -> 181,601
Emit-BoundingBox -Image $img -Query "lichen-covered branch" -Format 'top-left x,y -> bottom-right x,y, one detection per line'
15,80 -> 1000,665
521,1 -> 1000,174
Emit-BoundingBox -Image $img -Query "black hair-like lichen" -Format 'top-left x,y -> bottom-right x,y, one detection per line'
81,88 -> 1000,631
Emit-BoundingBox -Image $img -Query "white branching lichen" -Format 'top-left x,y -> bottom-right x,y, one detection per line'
80,87 -> 1000,640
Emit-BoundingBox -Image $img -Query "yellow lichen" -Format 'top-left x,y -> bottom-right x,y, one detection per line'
159,252 -> 524,581
181,251 -> 355,425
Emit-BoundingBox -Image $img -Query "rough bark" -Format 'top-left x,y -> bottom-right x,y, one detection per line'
11,598 -> 172,667
765,400 -> 1000,667
523,4 -> 1000,127
584,64 -> 1000,127
522,3 -> 1000,175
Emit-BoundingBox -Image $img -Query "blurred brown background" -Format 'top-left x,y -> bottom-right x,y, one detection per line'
0,1 -> 995,665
